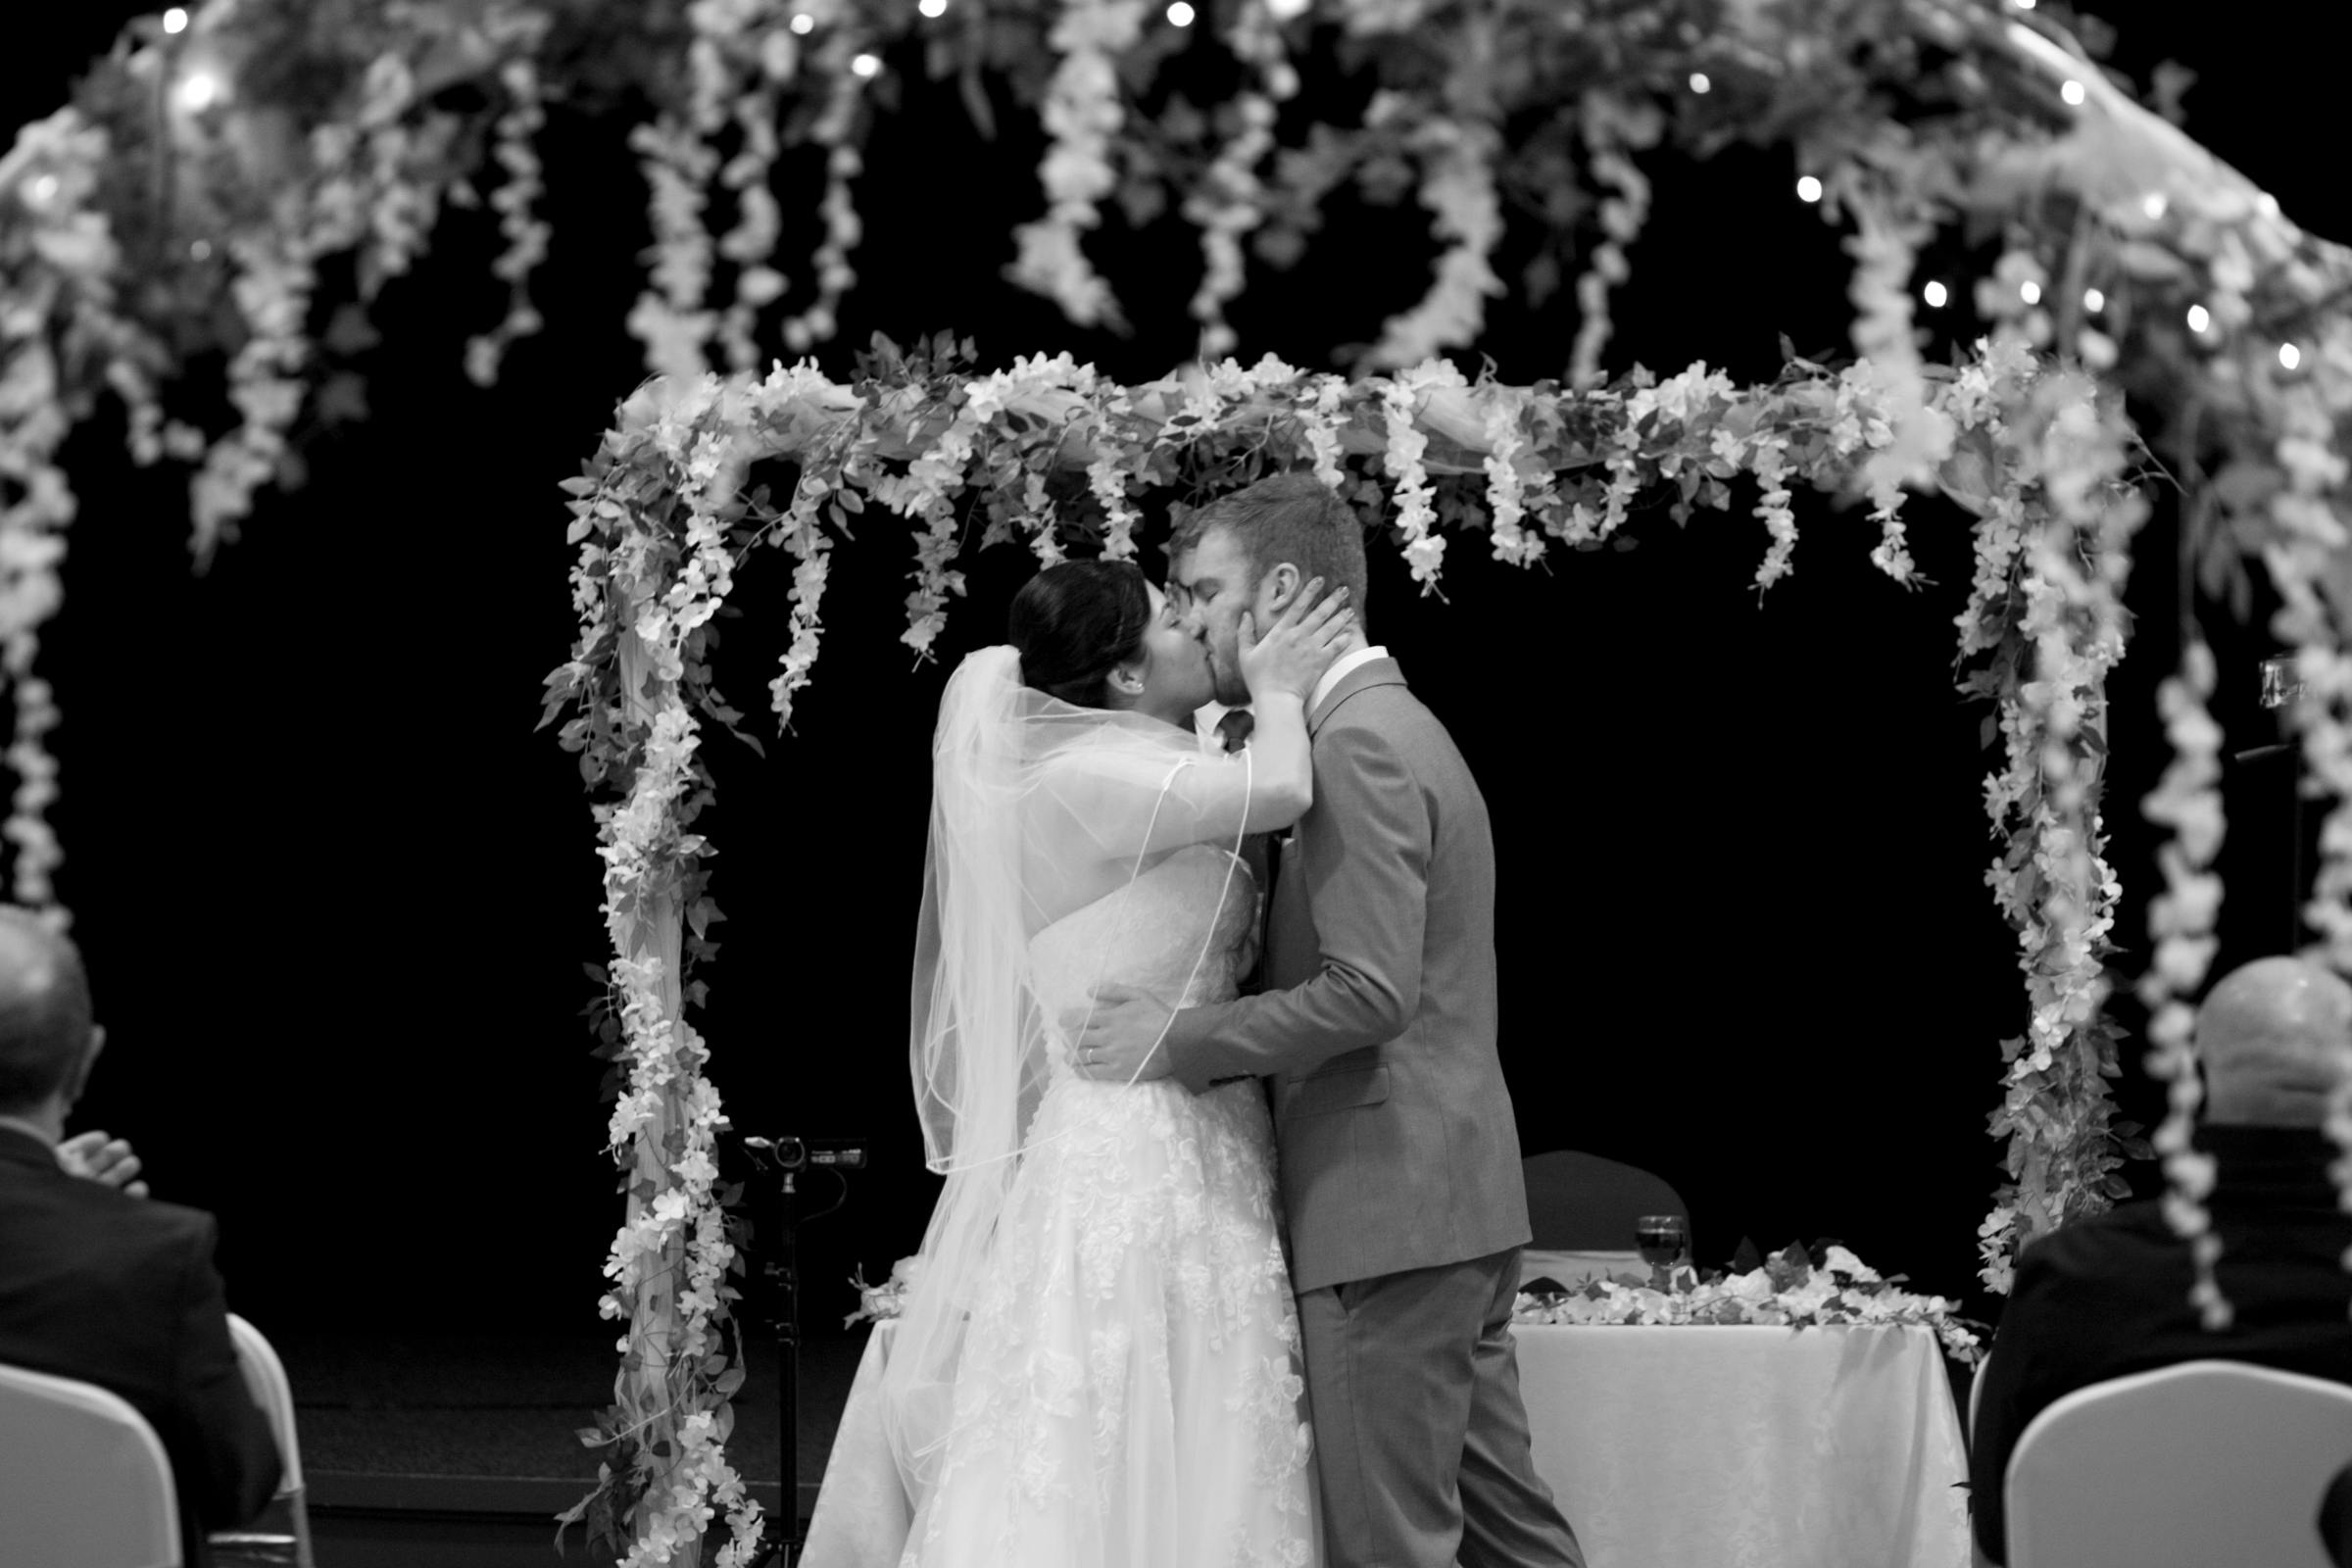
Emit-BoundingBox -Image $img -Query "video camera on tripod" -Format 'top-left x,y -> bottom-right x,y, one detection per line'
738,1134 -> 868,1566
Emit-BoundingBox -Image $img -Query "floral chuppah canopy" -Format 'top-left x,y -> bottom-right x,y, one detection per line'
9,0 -> 2352,1558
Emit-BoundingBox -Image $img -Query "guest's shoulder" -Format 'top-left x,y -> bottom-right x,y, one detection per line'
2011,1201 -> 2181,1299
4,1167 -> 219,1255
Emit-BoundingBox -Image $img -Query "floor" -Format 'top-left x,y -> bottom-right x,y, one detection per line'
269,1330 -> 866,1565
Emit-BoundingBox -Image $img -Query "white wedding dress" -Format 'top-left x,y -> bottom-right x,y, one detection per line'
902,844 -> 1316,1568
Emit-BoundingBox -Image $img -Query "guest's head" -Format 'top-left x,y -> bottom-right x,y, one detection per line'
1170,472 -> 1370,707
0,907 -> 102,1136
2195,956 -> 2352,1128
1009,558 -> 1212,727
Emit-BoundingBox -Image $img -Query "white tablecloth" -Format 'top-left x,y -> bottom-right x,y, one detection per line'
1517,1323 -> 1972,1568
803,1320 -> 1973,1568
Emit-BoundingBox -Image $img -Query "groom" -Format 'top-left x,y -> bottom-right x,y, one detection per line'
1077,473 -> 1583,1568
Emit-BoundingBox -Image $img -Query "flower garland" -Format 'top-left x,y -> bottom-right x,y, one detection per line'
2137,640 -> 2227,1324
1512,1243 -> 1984,1367
780,31 -> 871,357
1566,92 -> 1658,389
549,379 -> 769,1567
1960,352 -> 2145,1291
1365,111 -> 1504,371
629,115 -> 722,382
1006,0 -> 1151,330
464,43 -> 554,387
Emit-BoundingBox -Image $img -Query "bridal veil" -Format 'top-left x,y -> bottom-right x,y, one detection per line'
884,644 -> 1249,1495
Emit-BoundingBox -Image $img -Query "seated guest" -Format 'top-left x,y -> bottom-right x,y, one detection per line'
1970,955 -> 2352,1564
0,908 -> 279,1566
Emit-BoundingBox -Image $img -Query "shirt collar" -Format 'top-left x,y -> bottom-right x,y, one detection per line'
1310,645 -> 1390,715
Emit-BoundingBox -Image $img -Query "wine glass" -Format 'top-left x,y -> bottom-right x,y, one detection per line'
1635,1214 -> 1690,1288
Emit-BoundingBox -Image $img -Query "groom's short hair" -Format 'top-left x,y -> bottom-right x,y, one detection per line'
0,907 -> 94,1113
1174,472 -> 1370,631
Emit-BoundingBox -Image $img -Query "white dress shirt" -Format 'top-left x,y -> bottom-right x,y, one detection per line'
1310,644 -> 1390,715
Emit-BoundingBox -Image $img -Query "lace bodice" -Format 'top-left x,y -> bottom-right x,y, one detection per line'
1028,845 -> 1257,1075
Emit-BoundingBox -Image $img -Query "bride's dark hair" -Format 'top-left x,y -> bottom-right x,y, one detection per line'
1008,560 -> 1151,710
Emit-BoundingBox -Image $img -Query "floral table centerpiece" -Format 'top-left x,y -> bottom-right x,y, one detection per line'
1512,1243 -> 1986,1366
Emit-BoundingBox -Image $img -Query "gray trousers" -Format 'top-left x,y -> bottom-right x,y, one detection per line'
1296,1247 -> 1585,1568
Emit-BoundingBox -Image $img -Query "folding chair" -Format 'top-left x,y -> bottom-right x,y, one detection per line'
208,1314 -> 314,1568
2005,1358 -> 2352,1568
0,1359 -> 181,1567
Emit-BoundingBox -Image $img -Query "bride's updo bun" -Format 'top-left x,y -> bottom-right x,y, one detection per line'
1009,560 -> 1151,710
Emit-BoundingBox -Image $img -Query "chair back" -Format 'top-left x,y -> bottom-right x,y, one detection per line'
1968,1347 -> 1990,1441
224,1315 -> 301,1492
1519,1150 -> 1690,1255
214,1314 -> 313,1568
0,1360 -> 181,1567
2006,1358 -> 2352,1568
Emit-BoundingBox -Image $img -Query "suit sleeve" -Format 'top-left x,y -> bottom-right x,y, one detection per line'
1163,718 -> 1427,1092
162,1217 -> 283,1532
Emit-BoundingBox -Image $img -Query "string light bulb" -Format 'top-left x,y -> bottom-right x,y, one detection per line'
918,0 -> 946,14
1795,174 -> 1823,204
173,66 -> 226,112
2059,79 -> 2085,106
2082,287 -> 2105,312
162,7 -> 189,33
2019,279 -> 2042,306
1923,280 -> 1948,309
2140,191 -> 2168,221
789,12 -> 814,32
2280,342 -> 2303,370
1689,73 -> 1711,94
1166,0 -> 1195,24
1265,0 -> 1310,15
27,173 -> 59,205
2012,0 -> 2035,8
850,51 -> 880,76
2185,303 -> 2211,334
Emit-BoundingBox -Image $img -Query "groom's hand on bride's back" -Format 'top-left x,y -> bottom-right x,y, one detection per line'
1070,984 -> 1177,1083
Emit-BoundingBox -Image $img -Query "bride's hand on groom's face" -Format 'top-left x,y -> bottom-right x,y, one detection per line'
1237,576 -> 1352,705
1069,983 -> 1177,1084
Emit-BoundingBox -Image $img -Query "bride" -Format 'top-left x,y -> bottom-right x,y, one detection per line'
877,557 -> 1353,1568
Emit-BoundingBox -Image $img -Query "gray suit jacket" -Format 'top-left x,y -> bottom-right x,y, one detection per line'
1164,658 -> 1531,1292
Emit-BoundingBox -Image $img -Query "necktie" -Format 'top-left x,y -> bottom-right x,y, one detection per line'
1215,709 -> 1254,755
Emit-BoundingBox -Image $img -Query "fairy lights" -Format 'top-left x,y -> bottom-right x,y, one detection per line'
2186,303 -> 2211,334
789,13 -> 814,33
1796,174 -> 1823,203
2281,342 -> 2303,370
162,7 -> 188,33
2020,279 -> 2042,306
2060,79 -> 2085,107
1924,280 -> 1948,308
2141,192 -> 2168,221
850,51 -> 880,77
919,0 -> 947,14
1689,73 -> 1712,94
1166,1 -> 1196,24
173,66 -> 226,112
2083,287 -> 2105,313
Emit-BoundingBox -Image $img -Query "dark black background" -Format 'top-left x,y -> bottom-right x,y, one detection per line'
5,1 -> 2334,1344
